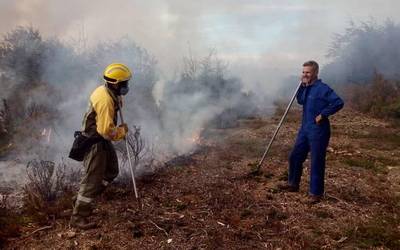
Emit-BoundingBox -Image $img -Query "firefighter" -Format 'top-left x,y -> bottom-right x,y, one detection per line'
279,60 -> 344,204
70,63 -> 131,229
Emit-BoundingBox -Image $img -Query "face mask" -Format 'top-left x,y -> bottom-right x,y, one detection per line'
118,81 -> 129,96
119,86 -> 129,95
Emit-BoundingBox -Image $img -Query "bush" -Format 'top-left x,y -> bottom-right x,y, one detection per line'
115,126 -> 151,186
324,19 -> 400,121
0,99 -> 12,156
0,192 -> 21,247
343,72 -> 400,119
23,160 -> 79,223
324,19 -> 400,85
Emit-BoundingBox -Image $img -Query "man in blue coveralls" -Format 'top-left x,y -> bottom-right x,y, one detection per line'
279,60 -> 344,203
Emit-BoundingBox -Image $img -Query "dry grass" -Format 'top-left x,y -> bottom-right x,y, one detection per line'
344,212 -> 400,248
3,108 -> 400,249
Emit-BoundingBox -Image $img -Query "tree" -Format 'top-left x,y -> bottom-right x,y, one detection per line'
324,19 -> 400,85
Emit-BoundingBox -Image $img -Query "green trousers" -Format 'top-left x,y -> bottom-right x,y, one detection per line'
73,140 -> 118,217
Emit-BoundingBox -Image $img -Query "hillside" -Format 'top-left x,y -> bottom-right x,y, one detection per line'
5,107 -> 400,249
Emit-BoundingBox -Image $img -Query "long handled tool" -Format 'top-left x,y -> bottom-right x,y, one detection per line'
251,82 -> 303,175
118,108 -> 139,200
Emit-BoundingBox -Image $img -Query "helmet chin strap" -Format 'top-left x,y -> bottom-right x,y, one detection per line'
105,82 -> 119,95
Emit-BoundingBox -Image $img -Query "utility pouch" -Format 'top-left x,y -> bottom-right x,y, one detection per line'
68,131 -> 103,161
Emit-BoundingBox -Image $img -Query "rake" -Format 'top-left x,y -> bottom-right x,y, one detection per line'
250,82 -> 302,175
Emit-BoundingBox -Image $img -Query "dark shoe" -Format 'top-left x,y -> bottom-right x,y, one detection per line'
69,216 -> 97,230
277,183 -> 299,192
307,195 -> 323,205
73,200 -> 94,217
60,209 -> 73,218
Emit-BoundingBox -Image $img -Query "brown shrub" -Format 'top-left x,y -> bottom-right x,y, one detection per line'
115,126 -> 159,187
343,72 -> 400,119
0,99 -> 12,156
22,160 -> 79,224
0,192 -> 21,247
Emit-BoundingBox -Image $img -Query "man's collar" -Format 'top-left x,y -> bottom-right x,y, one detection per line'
306,78 -> 320,87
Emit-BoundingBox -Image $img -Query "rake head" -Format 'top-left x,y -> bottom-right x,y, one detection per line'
247,162 -> 263,176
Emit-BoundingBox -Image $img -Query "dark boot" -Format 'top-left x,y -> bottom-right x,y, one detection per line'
307,194 -> 323,205
277,183 -> 299,192
69,215 -> 97,230
72,199 -> 94,217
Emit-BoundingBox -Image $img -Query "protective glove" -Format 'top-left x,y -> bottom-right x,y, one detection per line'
119,123 -> 129,135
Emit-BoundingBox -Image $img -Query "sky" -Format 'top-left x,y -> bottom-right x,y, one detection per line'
1,0 -> 399,91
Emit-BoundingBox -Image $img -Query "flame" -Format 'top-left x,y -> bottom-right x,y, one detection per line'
191,133 -> 200,143
186,128 -> 203,145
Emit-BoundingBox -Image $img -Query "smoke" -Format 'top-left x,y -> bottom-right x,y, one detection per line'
0,26 -> 259,187
0,161 -> 26,188
158,52 -> 251,154
2,1 -> 399,93
322,19 -> 400,84
45,38 -> 161,161
0,30 -> 153,186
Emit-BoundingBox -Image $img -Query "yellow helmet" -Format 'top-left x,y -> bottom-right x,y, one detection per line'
103,63 -> 132,84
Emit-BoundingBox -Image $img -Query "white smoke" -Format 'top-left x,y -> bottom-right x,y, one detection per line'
323,19 -> 400,84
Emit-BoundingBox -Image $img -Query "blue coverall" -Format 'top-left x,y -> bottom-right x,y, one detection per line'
288,79 -> 344,196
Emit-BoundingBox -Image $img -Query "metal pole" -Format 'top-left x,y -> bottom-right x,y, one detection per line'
255,82 -> 303,172
118,108 -> 139,199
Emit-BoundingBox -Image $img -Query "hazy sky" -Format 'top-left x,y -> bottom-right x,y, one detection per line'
1,0 -> 399,89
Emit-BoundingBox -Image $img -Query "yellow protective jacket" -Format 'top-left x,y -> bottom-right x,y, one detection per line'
82,85 -> 126,141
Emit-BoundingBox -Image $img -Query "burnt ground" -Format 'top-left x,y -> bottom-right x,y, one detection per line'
4,107 -> 400,249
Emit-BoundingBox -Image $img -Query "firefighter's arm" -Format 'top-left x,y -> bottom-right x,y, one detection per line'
91,93 -> 127,141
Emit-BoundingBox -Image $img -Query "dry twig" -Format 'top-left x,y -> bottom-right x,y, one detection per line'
149,219 -> 168,237
22,225 -> 53,239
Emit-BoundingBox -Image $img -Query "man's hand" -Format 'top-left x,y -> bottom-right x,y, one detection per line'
300,76 -> 307,86
315,114 -> 324,125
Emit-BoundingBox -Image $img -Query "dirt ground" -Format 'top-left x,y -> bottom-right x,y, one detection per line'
4,107 -> 400,249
